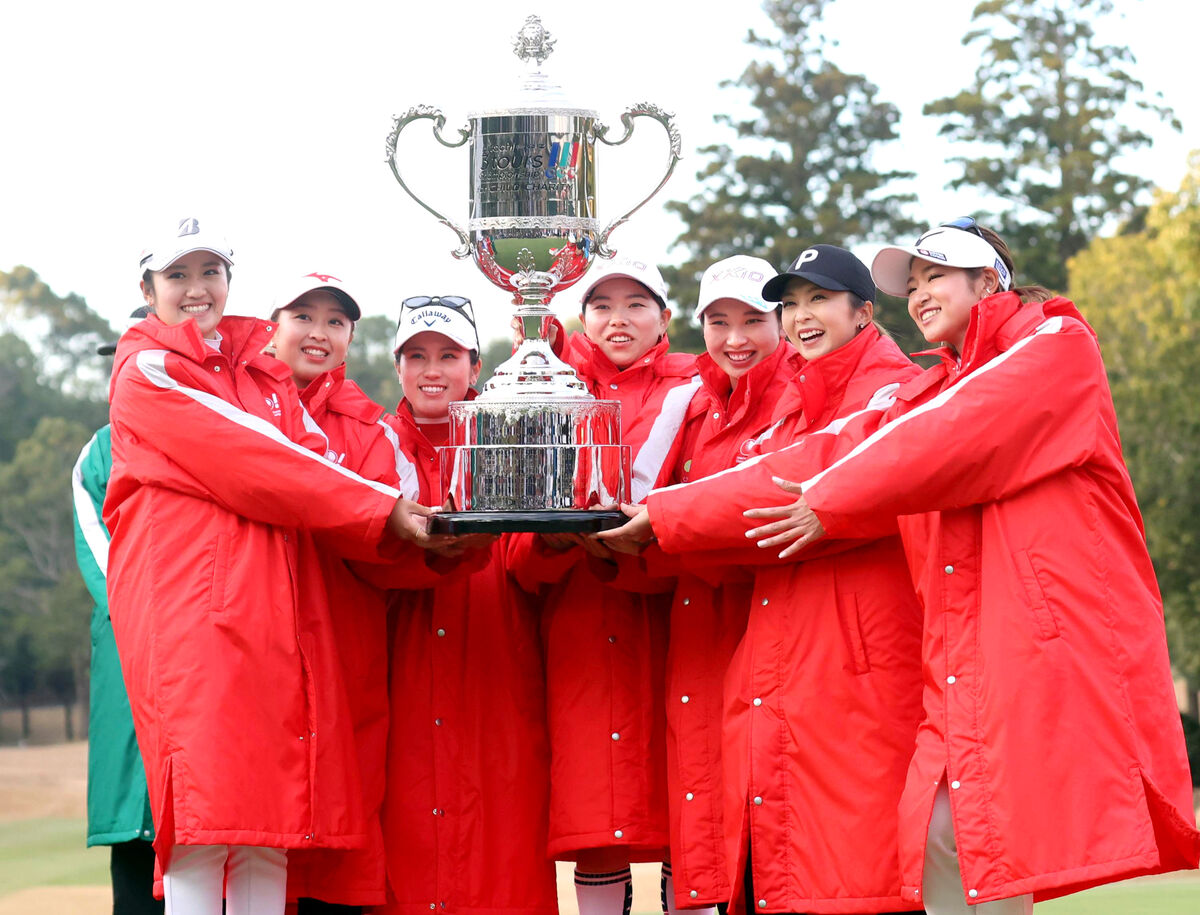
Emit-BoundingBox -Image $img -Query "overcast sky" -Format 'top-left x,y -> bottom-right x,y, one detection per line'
1,0 -> 1195,348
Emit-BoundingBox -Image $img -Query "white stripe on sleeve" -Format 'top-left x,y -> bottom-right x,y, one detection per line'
630,375 -> 704,503
799,316 -> 1065,493
376,419 -> 421,501
135,350 -> 402,500
647,381 -> 902,498
72,432 -> 109,577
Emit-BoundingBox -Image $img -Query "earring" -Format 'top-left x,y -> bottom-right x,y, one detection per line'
857,322 -> 866,329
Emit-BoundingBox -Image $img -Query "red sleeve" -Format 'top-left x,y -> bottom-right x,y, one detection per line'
804,316 -> 1107,536
109,348 -> 398,555
644,381 -> 903,553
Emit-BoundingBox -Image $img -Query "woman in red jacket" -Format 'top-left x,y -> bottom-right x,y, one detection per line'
637,222 -> 1200,913
507,254 -> 700,915
635,255 -> 797,914
376,295 -> 558,915
105,220 -> 433,915
266,271 -> 425,914
601,246 -> 926,914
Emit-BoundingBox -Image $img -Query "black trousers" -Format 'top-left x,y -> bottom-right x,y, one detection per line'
110,840 -> 163,915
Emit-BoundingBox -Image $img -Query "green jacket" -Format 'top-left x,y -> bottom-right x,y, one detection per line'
72,425 -> 154,846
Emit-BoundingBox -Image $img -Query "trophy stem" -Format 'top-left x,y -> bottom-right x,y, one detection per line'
479,338 -> 591,401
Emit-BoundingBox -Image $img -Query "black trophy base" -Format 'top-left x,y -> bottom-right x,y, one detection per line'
429,509 -> 628,535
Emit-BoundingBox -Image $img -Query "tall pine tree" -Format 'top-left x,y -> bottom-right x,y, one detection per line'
664,0 -> 919,348
924,0 -> 1179,291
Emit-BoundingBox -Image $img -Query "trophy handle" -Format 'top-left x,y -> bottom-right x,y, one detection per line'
385,105 -> 473,259
593,103 -> 683,259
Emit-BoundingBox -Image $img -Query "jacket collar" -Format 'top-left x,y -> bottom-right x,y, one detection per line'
111,313 -> 289,398
300,365 -> 385,424
566,334 -> 695,386
775,325 -> 885,422
694,339 -> 797,419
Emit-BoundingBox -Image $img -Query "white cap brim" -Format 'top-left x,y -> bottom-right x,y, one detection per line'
141,245 -> 234,274
394,305 -> 479,354
871,227 -> 1011,297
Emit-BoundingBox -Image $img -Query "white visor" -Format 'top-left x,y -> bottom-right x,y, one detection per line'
871,226 -> 1012,297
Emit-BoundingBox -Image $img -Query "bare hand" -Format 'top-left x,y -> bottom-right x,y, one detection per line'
510,315 -> 559,349
742,478 -> 827,558
387,497 -> 436,545
592,503 -> 654,556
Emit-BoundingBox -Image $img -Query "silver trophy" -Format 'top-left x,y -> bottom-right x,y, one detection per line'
386,14 -> 681,532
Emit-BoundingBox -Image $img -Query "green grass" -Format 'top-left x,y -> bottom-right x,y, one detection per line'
0,818 -> 108,893
1036,876 -> 1200,914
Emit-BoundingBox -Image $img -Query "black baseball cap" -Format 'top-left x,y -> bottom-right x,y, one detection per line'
762,244 -> 876,304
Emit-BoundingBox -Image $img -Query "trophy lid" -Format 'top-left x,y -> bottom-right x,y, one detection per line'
468,15 -> 597,118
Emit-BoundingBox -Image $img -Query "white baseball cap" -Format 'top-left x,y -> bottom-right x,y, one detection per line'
139,216 -> 233,274
871,221 -> 1012,297
578,254 -> 669,308
272,271 -> 362,321
393,296 -> 479,354
694,255 -> 777,320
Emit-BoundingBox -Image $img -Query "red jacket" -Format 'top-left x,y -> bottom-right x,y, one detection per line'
648,328 -> 926,913
286,366 -> 420,906
509,334 -> 700,858
104,315 -> 401,869
376,401 -> 558,915
657,296 -> 1200,905
656,340 -> 800,907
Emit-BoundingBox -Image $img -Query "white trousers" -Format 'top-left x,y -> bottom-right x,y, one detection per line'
163,845 -> 287,915
922,782 -> 1033,915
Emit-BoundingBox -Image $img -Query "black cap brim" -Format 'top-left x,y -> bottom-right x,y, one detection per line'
763,269 -> 874,303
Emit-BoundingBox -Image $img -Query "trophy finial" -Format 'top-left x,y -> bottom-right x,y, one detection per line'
512,15 -> 556,66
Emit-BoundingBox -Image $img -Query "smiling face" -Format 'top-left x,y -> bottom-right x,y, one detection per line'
582,277 -> 671,369
780,278 -> 869,359
272,291 -> 354,389
141,249 -> 229,338
397,331 -> 481,420
702,299 -> 781,384
906,259 -> 995,355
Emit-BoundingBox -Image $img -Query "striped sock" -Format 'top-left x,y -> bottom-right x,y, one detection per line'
575,866 -> 633,915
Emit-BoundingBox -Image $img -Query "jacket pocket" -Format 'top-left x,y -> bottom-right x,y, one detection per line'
1013,549 -> 1060,640
835,591 -> 871,674
207,532 -> 231,615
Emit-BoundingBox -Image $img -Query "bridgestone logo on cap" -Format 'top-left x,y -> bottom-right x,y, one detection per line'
178,217 -> 201,237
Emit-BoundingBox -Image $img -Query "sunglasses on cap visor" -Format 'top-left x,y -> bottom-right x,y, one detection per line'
938,216 -> 987,240
399,295 -> 476,326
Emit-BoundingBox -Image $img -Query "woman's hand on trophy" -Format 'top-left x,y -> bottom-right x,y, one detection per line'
742,478 -> 827,559
510,315 -> 559,350
387,497 -> 437,545
592,503 -> 654,555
